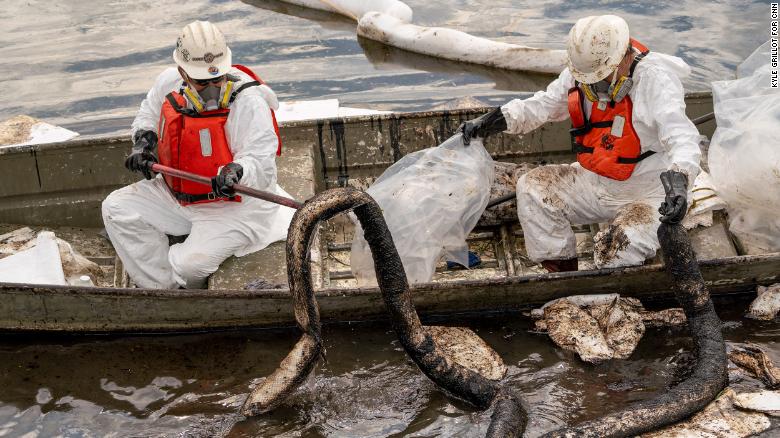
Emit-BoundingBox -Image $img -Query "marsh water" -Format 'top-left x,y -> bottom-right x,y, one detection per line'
1,299 -> 779,437
1,0 -> 767,135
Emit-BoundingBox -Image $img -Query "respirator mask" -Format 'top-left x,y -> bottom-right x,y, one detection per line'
580,68 -> 634,104
183,76 -> 236,112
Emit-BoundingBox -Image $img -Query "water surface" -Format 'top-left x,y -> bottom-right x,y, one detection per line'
0,0 -> 766,135
1,300 -> 778,436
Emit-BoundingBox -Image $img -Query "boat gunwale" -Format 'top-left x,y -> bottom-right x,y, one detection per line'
0,91 -> 714,156
2,250 -> 777,299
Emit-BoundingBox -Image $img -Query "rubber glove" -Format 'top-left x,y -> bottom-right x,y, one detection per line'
459,107 -> 507,146
211,162 -> 244,197
659,170 -> 689,224
125,130 -> 158,180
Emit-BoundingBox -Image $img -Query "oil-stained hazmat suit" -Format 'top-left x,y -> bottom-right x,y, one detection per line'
462,15 -> 701,270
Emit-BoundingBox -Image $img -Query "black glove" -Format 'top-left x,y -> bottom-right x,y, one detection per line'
125,130 -> 158,180
659,170 -> 689,224
211,162 -> 244,197
459,106 -> 507,146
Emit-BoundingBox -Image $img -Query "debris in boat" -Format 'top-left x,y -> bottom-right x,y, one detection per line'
357,12 -> 567,74
682,171 -> 727,230
708,40 -> 780,254
56,239 -> 101,284
682,210 -> 714,230
0,115 -> 78,147
733,390 -> 780,416
351,134 -> 494,285
244,278 -> 285,290
746,283 -> 780,321
244,188 -> 528,435
728,344 -> 780,389
641,388 -> 772,437
0,227 -> 100,285
544,223 -> 728,436
531,294 -> 685,363
0,232 -> 67,285
0,226 -> 37,257
478,161 -> 537,227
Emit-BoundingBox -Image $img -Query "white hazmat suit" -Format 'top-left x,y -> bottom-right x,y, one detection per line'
502,53 -> 701,268
102,67 -> 294,289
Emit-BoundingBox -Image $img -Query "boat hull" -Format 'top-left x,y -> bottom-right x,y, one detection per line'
1,252 -> 776,333
0,94 -> 752,334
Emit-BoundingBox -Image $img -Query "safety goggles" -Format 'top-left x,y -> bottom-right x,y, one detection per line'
190,75 -> 226,86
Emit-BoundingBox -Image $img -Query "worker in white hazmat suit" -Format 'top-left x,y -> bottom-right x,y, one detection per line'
461,15 -> 700,272
102,21 -> 294,289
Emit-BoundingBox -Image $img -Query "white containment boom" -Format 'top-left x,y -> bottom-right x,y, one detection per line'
280,0 -> 413,22
357,12 -> 567,74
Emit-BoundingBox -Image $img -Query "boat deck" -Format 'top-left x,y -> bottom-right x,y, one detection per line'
0,96 -> 737,291
0,205 -> 737,292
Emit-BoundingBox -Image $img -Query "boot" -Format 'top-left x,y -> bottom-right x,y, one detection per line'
541,257 -> 578,273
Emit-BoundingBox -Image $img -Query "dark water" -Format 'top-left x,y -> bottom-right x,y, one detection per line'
1,298 -> 778,437
1,0 -> 767,135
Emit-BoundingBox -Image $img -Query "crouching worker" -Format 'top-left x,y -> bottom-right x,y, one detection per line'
461,15 -> 700,272
102,21 -> 294,289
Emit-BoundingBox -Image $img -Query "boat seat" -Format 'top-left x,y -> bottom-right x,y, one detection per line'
208,241 -> 289,290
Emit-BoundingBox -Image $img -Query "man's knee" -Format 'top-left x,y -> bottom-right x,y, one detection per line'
516,167 -> 569,217
169,246 -> 225,289
515,172 -> 543,209
102,189 -> 129,225
613,203 -> 656,229
594,203 -> 660,268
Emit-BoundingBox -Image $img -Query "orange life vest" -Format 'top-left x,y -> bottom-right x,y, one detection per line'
157,64 -> 281,205
567,39 -> 654,181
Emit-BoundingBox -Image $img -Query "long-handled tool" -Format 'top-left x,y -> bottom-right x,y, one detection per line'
149,163 -> 303,210
485,111 -> 716,209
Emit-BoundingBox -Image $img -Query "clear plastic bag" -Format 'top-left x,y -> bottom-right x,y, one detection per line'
709,41 -> 780,253
350,134 -> 495,285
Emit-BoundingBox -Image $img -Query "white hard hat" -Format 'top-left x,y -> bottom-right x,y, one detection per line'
173,21 -> 232,80
566,15 -> 630,84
